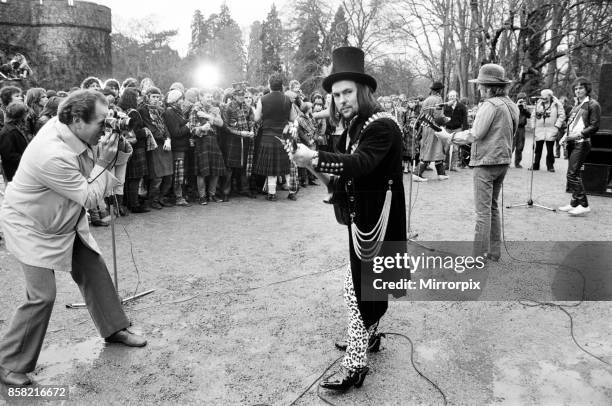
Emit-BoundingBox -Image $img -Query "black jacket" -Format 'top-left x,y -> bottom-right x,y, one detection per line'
443,102 -> 468,131
0,123 -> 29,181
315,110 -> 407,327
163,106 -> 191,152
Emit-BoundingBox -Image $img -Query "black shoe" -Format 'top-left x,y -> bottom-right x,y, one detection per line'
160,198 -> 175,207
130,205 -> 151,213
150,201 -> 163,210
484,253 -> 500,262
266,193 -> 278,201
222,194 -> 230,202
515,163 -> 523,168
320,367 -> 369,391
287,193 -> 297,201
335,333 -> 382,352
528,166 -> 539,171
210,195 -> 223,203
199,196 -> 208,205
547,168 -> 555,172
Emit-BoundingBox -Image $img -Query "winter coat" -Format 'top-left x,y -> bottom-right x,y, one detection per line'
534,98 -> 566,142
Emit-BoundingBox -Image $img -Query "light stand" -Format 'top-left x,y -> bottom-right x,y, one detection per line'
506,132 -> 556,211
67,195 -> 155,309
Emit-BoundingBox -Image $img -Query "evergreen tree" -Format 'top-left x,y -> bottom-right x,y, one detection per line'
260,4 -> 284,80
190,4 -> 245,86
292,0 -> 330,94
189,10 -> 207,56
246,21 -> 264,85
294,17 -> 323,95
327,6 -> 349,60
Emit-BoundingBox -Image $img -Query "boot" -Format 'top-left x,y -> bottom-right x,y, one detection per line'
320,367 -> 369,391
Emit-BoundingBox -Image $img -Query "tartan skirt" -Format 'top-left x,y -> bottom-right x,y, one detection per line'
194,135 -> 227,177
126,147 -> 148,179
253,134 -> 290,176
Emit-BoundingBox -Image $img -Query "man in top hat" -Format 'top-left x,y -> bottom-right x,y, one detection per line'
434,63 -> 518,261
412,81 -> 449,181
291,46 -> 407,392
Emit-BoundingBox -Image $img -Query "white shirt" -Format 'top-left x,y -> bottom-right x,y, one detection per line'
1,117 -> 119,271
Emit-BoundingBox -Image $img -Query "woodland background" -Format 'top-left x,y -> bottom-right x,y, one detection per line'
111,0 -> 612,101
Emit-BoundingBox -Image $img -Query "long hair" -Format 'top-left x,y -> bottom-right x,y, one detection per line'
25,88 -> 46,114
482,84 -> 509,98
0,86 -> 22,107
328,82 -> 381,126
41,96 -> 61,118
118,87 -> 140,111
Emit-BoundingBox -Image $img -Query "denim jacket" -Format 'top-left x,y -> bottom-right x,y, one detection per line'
468,96 -> 519,166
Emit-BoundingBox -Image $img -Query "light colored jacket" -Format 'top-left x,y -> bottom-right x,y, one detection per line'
469,96 -> 519,166
0,117 -> 120,271
534,97 -> 565,141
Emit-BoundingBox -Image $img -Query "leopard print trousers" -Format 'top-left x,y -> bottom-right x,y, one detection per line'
342,265 -> 378,371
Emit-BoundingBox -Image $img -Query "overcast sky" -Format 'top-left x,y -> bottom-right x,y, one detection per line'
95,0 -> 288,56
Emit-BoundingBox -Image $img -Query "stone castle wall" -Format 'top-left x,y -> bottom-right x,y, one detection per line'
0,0 -> 112,90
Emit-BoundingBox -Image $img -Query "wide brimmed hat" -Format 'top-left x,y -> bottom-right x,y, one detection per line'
430,81 -> 444,91
469,63 -> 512,85
322,47 -> 377,93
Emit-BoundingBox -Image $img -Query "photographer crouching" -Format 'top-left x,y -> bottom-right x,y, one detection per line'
0,90 -> 147,387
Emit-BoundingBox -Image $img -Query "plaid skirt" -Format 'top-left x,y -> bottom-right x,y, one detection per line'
194,135 -> 226,177
253,134 -> 290,176
126,147 -> 148,179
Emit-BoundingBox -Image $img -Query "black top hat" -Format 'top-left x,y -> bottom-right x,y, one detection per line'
430,81 -> 444,91
322,47 -> 377,93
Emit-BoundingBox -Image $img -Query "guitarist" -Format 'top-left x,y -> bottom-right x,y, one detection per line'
291,47 -> 407,392
433,64 -> 518,261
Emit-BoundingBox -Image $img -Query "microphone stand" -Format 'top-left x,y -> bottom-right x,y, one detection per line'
506,129 -> 556,211
67,189 -> 155,309
406,112 -> 435,253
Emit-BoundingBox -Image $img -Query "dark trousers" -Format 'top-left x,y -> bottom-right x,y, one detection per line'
0,237 -> 129,373
126,178 -> 142,208
513,127 -> 526,166
222,167 -> 249,195
566,140 -> 591,207
417,160 -> 445,176
148,175 -> 172,203
533,140 -> 555,170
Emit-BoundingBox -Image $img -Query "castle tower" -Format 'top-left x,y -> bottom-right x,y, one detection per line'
0,0 -> 112,90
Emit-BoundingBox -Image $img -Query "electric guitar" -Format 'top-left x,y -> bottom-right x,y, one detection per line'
414,113 -> 443,132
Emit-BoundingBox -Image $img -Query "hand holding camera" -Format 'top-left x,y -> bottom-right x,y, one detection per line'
97,132 -> 119,168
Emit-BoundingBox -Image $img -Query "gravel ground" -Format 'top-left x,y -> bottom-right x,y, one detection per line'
0,132 -> 611,405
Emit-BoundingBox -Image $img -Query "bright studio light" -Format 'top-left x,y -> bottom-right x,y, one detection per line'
195,64 -> 220,88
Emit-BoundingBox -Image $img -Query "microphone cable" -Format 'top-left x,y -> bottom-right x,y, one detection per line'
500,183 -> 611,368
